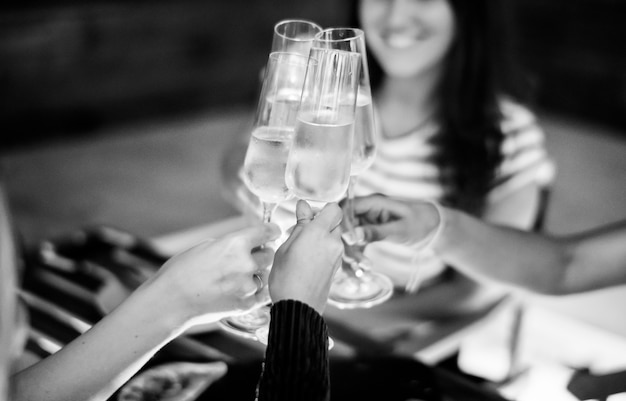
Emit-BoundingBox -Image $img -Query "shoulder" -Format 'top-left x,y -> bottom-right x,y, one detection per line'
497,98 -> 546,154
489,98 -> 556,194
499,98 -> 541,135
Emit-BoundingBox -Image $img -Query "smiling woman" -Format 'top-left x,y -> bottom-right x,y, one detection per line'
335,0 -> 557,301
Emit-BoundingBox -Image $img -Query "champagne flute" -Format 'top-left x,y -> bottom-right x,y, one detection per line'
314,28 -> 393,309
285,47 -> 361,204
218,52 -> 309,340
243,52 -> 309,223
224,19 -> 321,224
259,48 -> 360,348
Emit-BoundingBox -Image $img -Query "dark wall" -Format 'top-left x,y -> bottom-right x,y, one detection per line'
510,0 -> 626,130
1,0 -> 624,149
0,1 -> 351,148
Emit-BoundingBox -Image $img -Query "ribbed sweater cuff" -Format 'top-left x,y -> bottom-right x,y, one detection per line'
257,300 -> 330,401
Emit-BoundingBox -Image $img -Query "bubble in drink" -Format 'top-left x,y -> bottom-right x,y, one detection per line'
351,92 -> 377,175
243,126 -> 294,204
286,112 -> 353,202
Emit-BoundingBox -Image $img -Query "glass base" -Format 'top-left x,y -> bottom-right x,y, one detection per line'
328,271 -> 394,309
255,325 -> 335,350
218,307 -> 271,340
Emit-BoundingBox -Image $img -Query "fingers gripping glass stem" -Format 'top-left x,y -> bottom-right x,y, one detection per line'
328,175 -> 394,309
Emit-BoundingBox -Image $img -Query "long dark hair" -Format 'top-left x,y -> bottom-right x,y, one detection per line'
351,0 -> 531,214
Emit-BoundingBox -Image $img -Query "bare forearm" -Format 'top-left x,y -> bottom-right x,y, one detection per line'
433,208 -> 571,294
12,279 -> 187,401
560,222 -> 626,293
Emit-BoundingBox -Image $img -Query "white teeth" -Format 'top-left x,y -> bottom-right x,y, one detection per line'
385,33 -> 418,49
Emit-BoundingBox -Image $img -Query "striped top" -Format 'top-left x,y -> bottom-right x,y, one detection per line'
273,99 -> 555,292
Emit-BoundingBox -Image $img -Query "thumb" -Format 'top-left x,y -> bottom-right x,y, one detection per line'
279,200 -> 313,250
295,200 -> 314,224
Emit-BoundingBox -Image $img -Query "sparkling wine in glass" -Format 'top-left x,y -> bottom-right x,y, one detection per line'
285,48 -> 361,204
314,28 -> 393,309
219,52 -> 308,340
224,19 -> 321,222
242,52 -> 308,223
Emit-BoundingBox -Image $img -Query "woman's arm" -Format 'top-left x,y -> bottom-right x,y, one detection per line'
352,194 -> 626,295
11,223 -> 280,401
550,221 -> 626,294
12,279 -> 188,401
436,210 -> 626,294
433,207 -> 567,293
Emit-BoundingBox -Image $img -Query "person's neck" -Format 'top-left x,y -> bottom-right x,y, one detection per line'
381,63 -> 443,107
377,72 -> 441,138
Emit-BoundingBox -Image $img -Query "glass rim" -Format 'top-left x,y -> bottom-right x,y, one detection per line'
267,51 -> 310,67
308,47 -> 361,61
273,19 -> 323,43
315,27 -> 365,43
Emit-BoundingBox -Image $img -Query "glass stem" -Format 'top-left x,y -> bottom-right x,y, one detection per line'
342,175 -> 366,278
346,175 -> 358,231
261,202 -> 278,224
261,202 -> 278,307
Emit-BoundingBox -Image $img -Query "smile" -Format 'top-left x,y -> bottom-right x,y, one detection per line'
383,32 -> 424,49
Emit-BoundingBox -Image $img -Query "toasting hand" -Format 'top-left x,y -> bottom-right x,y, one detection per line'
270,200 -> 344,314
349,194 -> 442,250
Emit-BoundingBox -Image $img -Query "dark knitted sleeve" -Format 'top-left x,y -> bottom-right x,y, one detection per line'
256,300 -> 330,401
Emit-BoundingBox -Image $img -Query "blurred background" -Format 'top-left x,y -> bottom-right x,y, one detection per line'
1,1 -> 626,334
1,0 -> 624,147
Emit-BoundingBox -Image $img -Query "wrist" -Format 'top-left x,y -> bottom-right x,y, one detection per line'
133,276 -> 192,335
431,205 -> 457,255
273,298 -> 323,316
411,200 -> 445,251
272,292 -> 326,315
